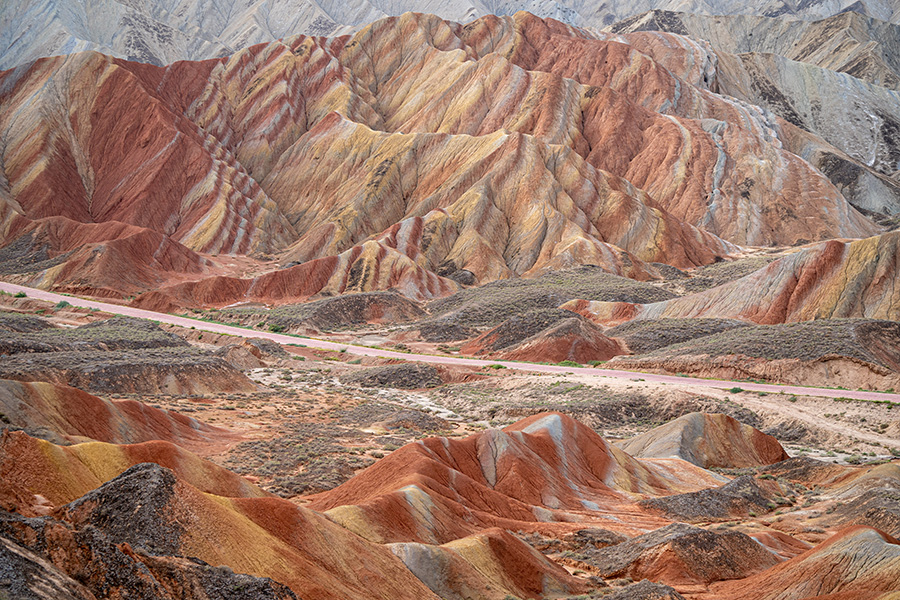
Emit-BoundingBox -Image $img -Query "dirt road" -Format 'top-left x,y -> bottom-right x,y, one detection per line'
3,281 -> 899,404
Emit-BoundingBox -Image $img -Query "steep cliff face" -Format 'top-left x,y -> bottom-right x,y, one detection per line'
1,12 -> 882,304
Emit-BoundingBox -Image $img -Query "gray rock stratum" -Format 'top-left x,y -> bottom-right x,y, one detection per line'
6,0 -> 900,69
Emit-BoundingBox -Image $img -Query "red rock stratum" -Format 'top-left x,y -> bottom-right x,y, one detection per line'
0,12 -> 879,303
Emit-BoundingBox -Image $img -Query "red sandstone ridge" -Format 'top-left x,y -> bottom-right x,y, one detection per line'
617,412 -> 789,469
0,430 -> 268,516
305,412 -> 724,545
0,378 -> 231,449
0,12 -> 880,303
460,310 -> 626,363
705,526 -> 900,600
564,231 -> 900,326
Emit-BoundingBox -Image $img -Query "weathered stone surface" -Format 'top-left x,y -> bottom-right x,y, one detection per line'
1,12 -> 882,304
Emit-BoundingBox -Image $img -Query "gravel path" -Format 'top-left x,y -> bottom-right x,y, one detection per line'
3,282 -> 899,403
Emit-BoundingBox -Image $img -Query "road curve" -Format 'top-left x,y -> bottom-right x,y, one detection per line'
3,281 -> 900,403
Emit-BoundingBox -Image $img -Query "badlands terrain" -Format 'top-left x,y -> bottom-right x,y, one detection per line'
1,3 -> 900,600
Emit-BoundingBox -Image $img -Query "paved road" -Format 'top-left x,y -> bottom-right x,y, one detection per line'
3,281 -> 900,403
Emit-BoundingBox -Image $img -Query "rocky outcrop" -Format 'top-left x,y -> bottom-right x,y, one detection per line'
2,12 -> 883,304
638,475 -> 775,522
617,413 -> 789,468
709,526 -> 900,600
306,412 -> 725,545
565,232 -> 900,325
0,535 -> 97,600
581,522 -> 779,586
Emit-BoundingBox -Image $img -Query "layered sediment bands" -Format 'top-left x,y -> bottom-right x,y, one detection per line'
0,430 -> 267,515
134,239 -> 459,307
306,412 -> 724,545
609,11 -> 900,90
0,53 -> 296,255
708,526 -> 900,600
264,115 -> 734,276
389,528 -> 588,600
564,232 -> 900,325
0,462 -> 443,600
608,10 -> 900,215
0,11 -> 884,301
618,413 -> 789,469
0,379 -> 229,447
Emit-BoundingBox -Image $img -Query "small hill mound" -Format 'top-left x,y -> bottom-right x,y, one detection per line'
831,488 -> 900,537
580,522 -> 779,586
496,316 -> 625,363
621,319 -> 900,368
306,412 -> 723,545
211,291 -> 426,333
460,309 -> 624,363
605,318 -> 750,354
606,319 -> 900,389
710,526 -> 900,600
389,528 -> 588,600
0,378 -> 228,447
428,267 -> 676,329
339,363 -> 443,389
0,316 -> 188,355
638,475 -> 775,522
0,348 -> 256,394
461,309 -> 577,354
618,413 -> 789,469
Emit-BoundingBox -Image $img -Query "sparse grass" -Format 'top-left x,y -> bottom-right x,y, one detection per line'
425,266 -> 676,328
557,360 -> 582,368
0,316 -> 188,354
606,318 -> 750,354
208,291 -> 424,333
640,319 -> 900,369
